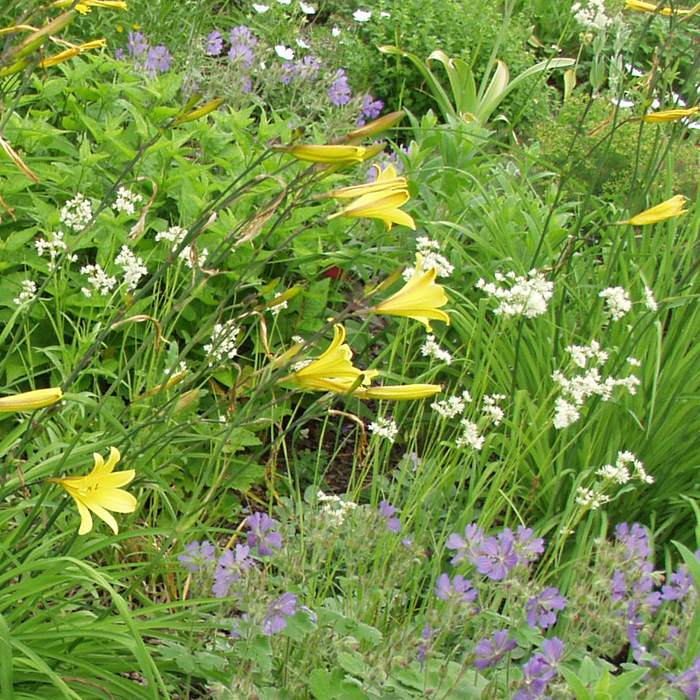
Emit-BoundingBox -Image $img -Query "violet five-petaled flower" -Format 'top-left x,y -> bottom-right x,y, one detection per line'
379,500 -> 401,533
525,587 -> 567,629
247,511 -> 282,556
206,30 -> 223,56
329,69 -> 351,106
212,544 -> 253,598
473,629 -> 518,670
445,522 -> 484,565
434,573 -> 478,605
662,566 -> 693,602
475,530 -> 519,580
263,592 -> 298,635
666,651 -> 700,699
513,637 -> 563,700
178,540 -> 216,572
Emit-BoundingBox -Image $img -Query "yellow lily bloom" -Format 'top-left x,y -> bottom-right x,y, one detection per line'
368,254 -> 450,331
289,325 -> 378,391
39,38 -> 106,67
625,0 -> 691,13
621,195 -> 689,225
641,106 -> 699,122
51,0 -> 128,11
327,187 -> 416,231
0,387 -> 63,412
326,165 -> 408,199
273,144 -> 377,164
47,447 -> 137,535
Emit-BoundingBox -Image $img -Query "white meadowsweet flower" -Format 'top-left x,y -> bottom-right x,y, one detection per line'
13,280 -> 37,306
353,9 -> 372,21
275,44 -> 295,60
114,245 -> 148,290
431,396 -> 466,419
566,340 -> 608,368
203,320 -> 240,366
368,416 -> 399,443
553,397 -> 579,429
596,462 -> 631,484
318,491 -> 357,527
599,286 -> 632,321
403,237 -> 454,279
60,193 -> 93,231
299,1 -> 315,13
456,419 -> 485,450
112,187 -> 143,216
572,0 -> 612,30
421,335 -> 452,364
476,269 -> 554,318
35,230 -> 77,271
155,226 -> 207,269
80,263 -> 117,298
482,394 -> 505,425
575,487 -> 610,509
164,361 -> 187,376
643,286 -> 658,312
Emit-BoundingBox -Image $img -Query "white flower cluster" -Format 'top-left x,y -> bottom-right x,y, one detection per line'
13,280 -> 37,306
552,340 -> 641,429
431,390 -> 472,419
476,269 -> 554,318
596,450 -> 653,485
317,491 -> 358,527
572,0 -> 612,30
403,237 -> 454,280
456,419 -> 485,451
643,286 -> 658,312
368,416 -> 399,443
80,263 -> 117,298
60,193 -> 92,231
574,487 -> 610,510
421,335 -> 452,364
112,187 -> 143,216
164,361 -> 188,376
155,225 -> 208,269
482,393 -> 505,425
269,292 -> 288,316
353,9 -> 371,21
203,320 -> 240,366
35,230 -> 77,271
115,245 -> 148,290
599,286 -> 632,321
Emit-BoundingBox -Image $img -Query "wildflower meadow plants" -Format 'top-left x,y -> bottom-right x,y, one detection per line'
1,0 -> 700,698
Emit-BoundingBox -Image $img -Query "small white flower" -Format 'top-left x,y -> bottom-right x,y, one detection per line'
252,2 -> 270,10
353,9 -> 372,21
296,38 -> 310,48
421,335 -> 452,364
643,286 -> 658,312
599,286 -> 632,321
115,245 -> 148,290
380,10 -> 391,17
112,186 -> 143,216
476,269 -> 554,318
624,62 -> 644,77
275,44 -> 294,60
553,397 -> 579,429
60,193 -> 92,231
203,320 -> 240,366
431,396 -> 466,419
80,263 -> 117,298
610,97 -> 635,109
155,226 -> 207,269
275,0 -> 292,4
299,1 -> 315,13
482,394 -> 505,425
269,292 -> 288,316
331,27 -> 341,37
368,416 -> 399,443
13,280 -> 37,306
456,419 -> 485,450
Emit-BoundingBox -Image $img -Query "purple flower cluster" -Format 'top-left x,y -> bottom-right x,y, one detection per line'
280,55 -> 320,84
513,638 -> 564,700
378,500 -> 401,533
525,587 -> 567,630
329,69 -> 351,106
357,94 -> 384,126
446,523 -> 544,580
228,25 -> 258,68
247,511 -> 282,556
206,30 -> 224,56
117,31 -> 172,78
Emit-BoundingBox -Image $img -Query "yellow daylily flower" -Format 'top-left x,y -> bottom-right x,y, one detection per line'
352,383 -> 442,400
620,195 -> 689,225
625,0 -> 691,13
641,106 -> 699,122
327,187 -> 416,231
325,164 -> 408,199
288,325 -> 378,391
0,387 -> 63,412
51,0 -> 128,11
273,144 -> 374,164
39,38 -> 106,67
47,447 -> 137,535
367,254 -> 450,331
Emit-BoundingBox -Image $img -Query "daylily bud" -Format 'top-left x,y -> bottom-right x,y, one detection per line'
619,195 -> 689,226
0,387 -> 63,412
172,98 -> 225,125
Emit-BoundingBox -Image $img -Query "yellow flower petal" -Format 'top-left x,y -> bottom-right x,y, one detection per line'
369,254 -> 450,330
0,387 -> 63,412
327,189 -> 416,231
620,195 -> 689,225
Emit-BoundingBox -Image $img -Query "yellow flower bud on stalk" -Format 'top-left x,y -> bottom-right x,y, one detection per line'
640,106 -> 699,123
0,387 -> 63,412
618,195 -> 689,226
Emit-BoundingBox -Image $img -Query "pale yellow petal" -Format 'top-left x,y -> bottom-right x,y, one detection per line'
86,502 -> 120,535
75,498 -> 94,535
98,469 -> 135,489
94,488 -> 137,512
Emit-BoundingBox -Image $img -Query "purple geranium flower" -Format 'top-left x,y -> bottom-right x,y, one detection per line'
476,529 -> 518,580
262,592 -> 298,635
445,522 -> 484,566
212,544 -> 253,598
611,569 -> 626,601
145,45 -> 172,75
662,566 -> 693,602
206,30 -> 223,56
379,500 -> 401,533
515,525 -> 545,564
357,94 -> 384,126
513,637 -> 563,700
525,587 -> 567,629
666,652 -> 700,699
473,629 -> 517,670
615,522 -> 653,561
177,540 -> 216,572
329,69 -> 351,106
127,31 -> 148,56
247,512 -> 282,556
434,573 -> 477,605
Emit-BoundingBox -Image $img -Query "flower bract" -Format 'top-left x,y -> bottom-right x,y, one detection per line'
47,446 -> 137,535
